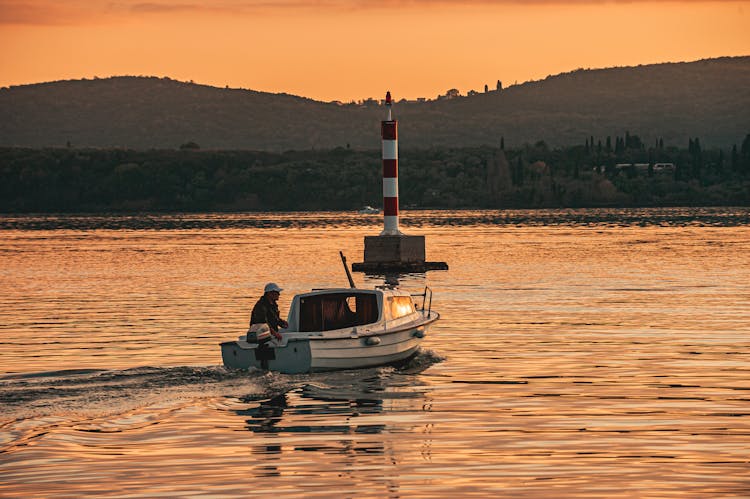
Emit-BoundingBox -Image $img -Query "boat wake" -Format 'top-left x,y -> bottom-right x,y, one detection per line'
0,349 -> 444,422
397,347 -> 446,373
0,366 -> 271,422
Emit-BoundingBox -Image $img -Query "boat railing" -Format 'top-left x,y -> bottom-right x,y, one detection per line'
411,287 -> 433,316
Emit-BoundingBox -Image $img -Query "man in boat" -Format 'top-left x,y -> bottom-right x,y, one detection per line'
249,282 -> 288,342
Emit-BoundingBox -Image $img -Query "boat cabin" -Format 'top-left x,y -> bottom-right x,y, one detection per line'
285,288 -> 419,333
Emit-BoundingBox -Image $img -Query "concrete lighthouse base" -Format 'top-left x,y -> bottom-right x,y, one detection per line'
352,235 -> 448,273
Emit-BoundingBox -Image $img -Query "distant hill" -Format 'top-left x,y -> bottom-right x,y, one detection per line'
1,57 -> 749,150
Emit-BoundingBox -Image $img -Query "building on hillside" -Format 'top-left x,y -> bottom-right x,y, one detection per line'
653,163 -> 676,172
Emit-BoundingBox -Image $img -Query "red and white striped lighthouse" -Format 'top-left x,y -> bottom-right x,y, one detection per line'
381,91 -> 400,235
352,90 -> 448,272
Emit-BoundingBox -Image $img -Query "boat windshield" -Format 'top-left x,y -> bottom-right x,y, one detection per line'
389,296 -> 416,319
299,293 -> 379,332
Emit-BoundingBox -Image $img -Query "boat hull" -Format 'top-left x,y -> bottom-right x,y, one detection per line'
310,325 -> 424,371
220,322 -> 430,374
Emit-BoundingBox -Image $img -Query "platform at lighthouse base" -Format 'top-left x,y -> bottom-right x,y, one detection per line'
352,235 -> 448,273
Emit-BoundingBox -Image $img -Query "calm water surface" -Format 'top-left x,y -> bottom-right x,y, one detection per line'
1,208 -> 749,498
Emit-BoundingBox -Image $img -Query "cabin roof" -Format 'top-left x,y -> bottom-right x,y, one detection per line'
295,287 -> 409,299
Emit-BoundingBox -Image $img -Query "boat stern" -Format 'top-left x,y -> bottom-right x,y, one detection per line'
220,339 -> 313,374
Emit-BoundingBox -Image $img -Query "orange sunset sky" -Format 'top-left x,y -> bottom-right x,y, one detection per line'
1,0 -> 749,102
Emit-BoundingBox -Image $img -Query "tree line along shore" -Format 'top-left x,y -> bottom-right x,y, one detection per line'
2,133 -> 749,213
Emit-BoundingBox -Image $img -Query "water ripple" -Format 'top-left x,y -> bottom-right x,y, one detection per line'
1,207 -> 749,231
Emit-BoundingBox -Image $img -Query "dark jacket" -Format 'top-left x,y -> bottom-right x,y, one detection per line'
250,295 -> 284,332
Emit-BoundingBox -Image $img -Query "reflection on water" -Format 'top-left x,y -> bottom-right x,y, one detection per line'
1,208 -> 749,497
231,365 -> 436,491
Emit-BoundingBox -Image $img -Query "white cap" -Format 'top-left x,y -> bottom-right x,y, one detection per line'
264,282 -> 283,293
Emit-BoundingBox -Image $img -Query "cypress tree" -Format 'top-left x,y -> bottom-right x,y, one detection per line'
515,156 -> 524,186
741,134 -> 750,156
615,137 -> 624,154
742,134 -> 750,174
690,137 -> 702,179
648,150 -> 654,177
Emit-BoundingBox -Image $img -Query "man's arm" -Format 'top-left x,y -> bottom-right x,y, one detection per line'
268,305 -> 284,339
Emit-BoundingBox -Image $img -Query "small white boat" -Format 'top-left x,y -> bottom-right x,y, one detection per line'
221,285 -> 438,374
358,205 -> 380,214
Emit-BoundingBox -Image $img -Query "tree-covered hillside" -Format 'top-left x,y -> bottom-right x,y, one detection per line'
2,132 -> 749,213
1,57 -> 748,150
